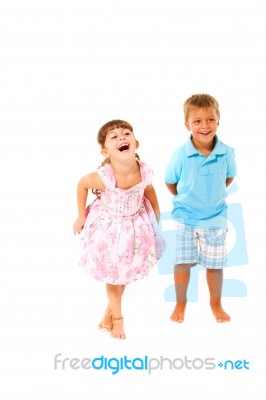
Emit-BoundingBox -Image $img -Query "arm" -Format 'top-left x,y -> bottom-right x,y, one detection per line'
226,177 -> 234,187
73,172 -> 105,234
165,182 -> 178,195
144,184 -> 160,223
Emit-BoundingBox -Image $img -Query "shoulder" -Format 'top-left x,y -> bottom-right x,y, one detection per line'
225,144 -> 235,155
98,162 -> 110,176
80,171 -> 105,189
97,163 -> 115,186
138,161 -> 154,185
166,144 -> 187,167
139,160 -> 153,175
169,142 -> 187,160
217,139 -> 236,159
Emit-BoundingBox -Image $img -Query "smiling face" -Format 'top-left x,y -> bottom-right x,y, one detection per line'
185,107 -> 219,151
101,127 -> 139,161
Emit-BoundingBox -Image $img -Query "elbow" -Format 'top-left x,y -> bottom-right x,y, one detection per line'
226,177 -> 234,187
165,182 -> 177,195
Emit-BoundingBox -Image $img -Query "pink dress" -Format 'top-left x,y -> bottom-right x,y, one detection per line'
79,161 -> 165,284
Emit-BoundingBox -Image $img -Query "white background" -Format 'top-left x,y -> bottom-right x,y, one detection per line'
0,0 -> 265,398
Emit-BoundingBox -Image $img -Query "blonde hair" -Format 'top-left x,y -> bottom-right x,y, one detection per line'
183,94 -> 220,122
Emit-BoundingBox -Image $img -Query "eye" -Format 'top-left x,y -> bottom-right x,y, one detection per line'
110,135 -> 117,140
125,131 -> 131,136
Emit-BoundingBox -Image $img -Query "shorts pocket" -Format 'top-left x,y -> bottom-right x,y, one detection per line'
206,229 -> 227,246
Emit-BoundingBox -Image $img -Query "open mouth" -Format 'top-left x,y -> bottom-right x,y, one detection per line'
118,143 -> 129,152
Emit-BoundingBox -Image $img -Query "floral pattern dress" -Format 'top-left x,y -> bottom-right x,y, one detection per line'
79,161 -> 165,284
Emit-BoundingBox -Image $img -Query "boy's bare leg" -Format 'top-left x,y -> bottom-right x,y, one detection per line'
98,285 -> 125,331
206,269 -> 231,323
170,264 -> 191,323
106,284 -> 126,339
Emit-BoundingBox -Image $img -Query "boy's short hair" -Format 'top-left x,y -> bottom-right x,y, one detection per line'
183,94 -> 220,122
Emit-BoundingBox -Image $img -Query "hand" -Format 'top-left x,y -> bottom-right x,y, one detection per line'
73,216 -> 86,234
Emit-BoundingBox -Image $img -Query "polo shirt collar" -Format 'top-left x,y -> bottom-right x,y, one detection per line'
185,135 -> 226,157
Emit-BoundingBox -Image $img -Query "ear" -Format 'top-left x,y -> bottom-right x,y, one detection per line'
185,122 -> 191,131
217,121 -> 220,126
101,147 -> 109,158
135,139 -> 139,149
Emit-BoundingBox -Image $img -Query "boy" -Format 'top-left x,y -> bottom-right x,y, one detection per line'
165,94 -> 237,323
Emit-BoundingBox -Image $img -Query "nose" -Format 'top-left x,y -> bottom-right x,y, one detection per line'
202,120 -> 209,128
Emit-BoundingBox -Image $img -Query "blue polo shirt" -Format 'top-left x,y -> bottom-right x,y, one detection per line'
165,136 -> 237,228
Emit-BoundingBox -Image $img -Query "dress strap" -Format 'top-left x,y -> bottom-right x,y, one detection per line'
139,161 -> 154,187
97,163 -> 116,189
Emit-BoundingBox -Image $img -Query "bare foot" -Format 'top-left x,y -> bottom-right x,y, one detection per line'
170,302 -> 186,323
211,304 -> 231,323
98,306 -> 112,331
111,317 -> 126,339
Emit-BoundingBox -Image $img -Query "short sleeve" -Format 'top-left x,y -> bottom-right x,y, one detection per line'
165,148 -> 183,184
226,147 -> 237,178
139,161 -> 154,187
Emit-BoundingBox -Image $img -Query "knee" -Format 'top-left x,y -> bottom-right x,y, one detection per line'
174,264 -> 192,273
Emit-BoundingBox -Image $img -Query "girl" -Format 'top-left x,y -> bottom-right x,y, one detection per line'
73,120 -> 165,339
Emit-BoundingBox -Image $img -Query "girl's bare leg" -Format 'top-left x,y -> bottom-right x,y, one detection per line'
170,264 -> 191,323
98,305 -> 112,330
206,269 -> 230,322
106,284 -> 126,339
98,285 -> 126,331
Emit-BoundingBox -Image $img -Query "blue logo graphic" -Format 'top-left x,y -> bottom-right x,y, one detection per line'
217,360 -> 250,370
159,185 -> 248,302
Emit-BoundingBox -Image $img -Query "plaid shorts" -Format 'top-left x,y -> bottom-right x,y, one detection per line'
175,222 -> 228,269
